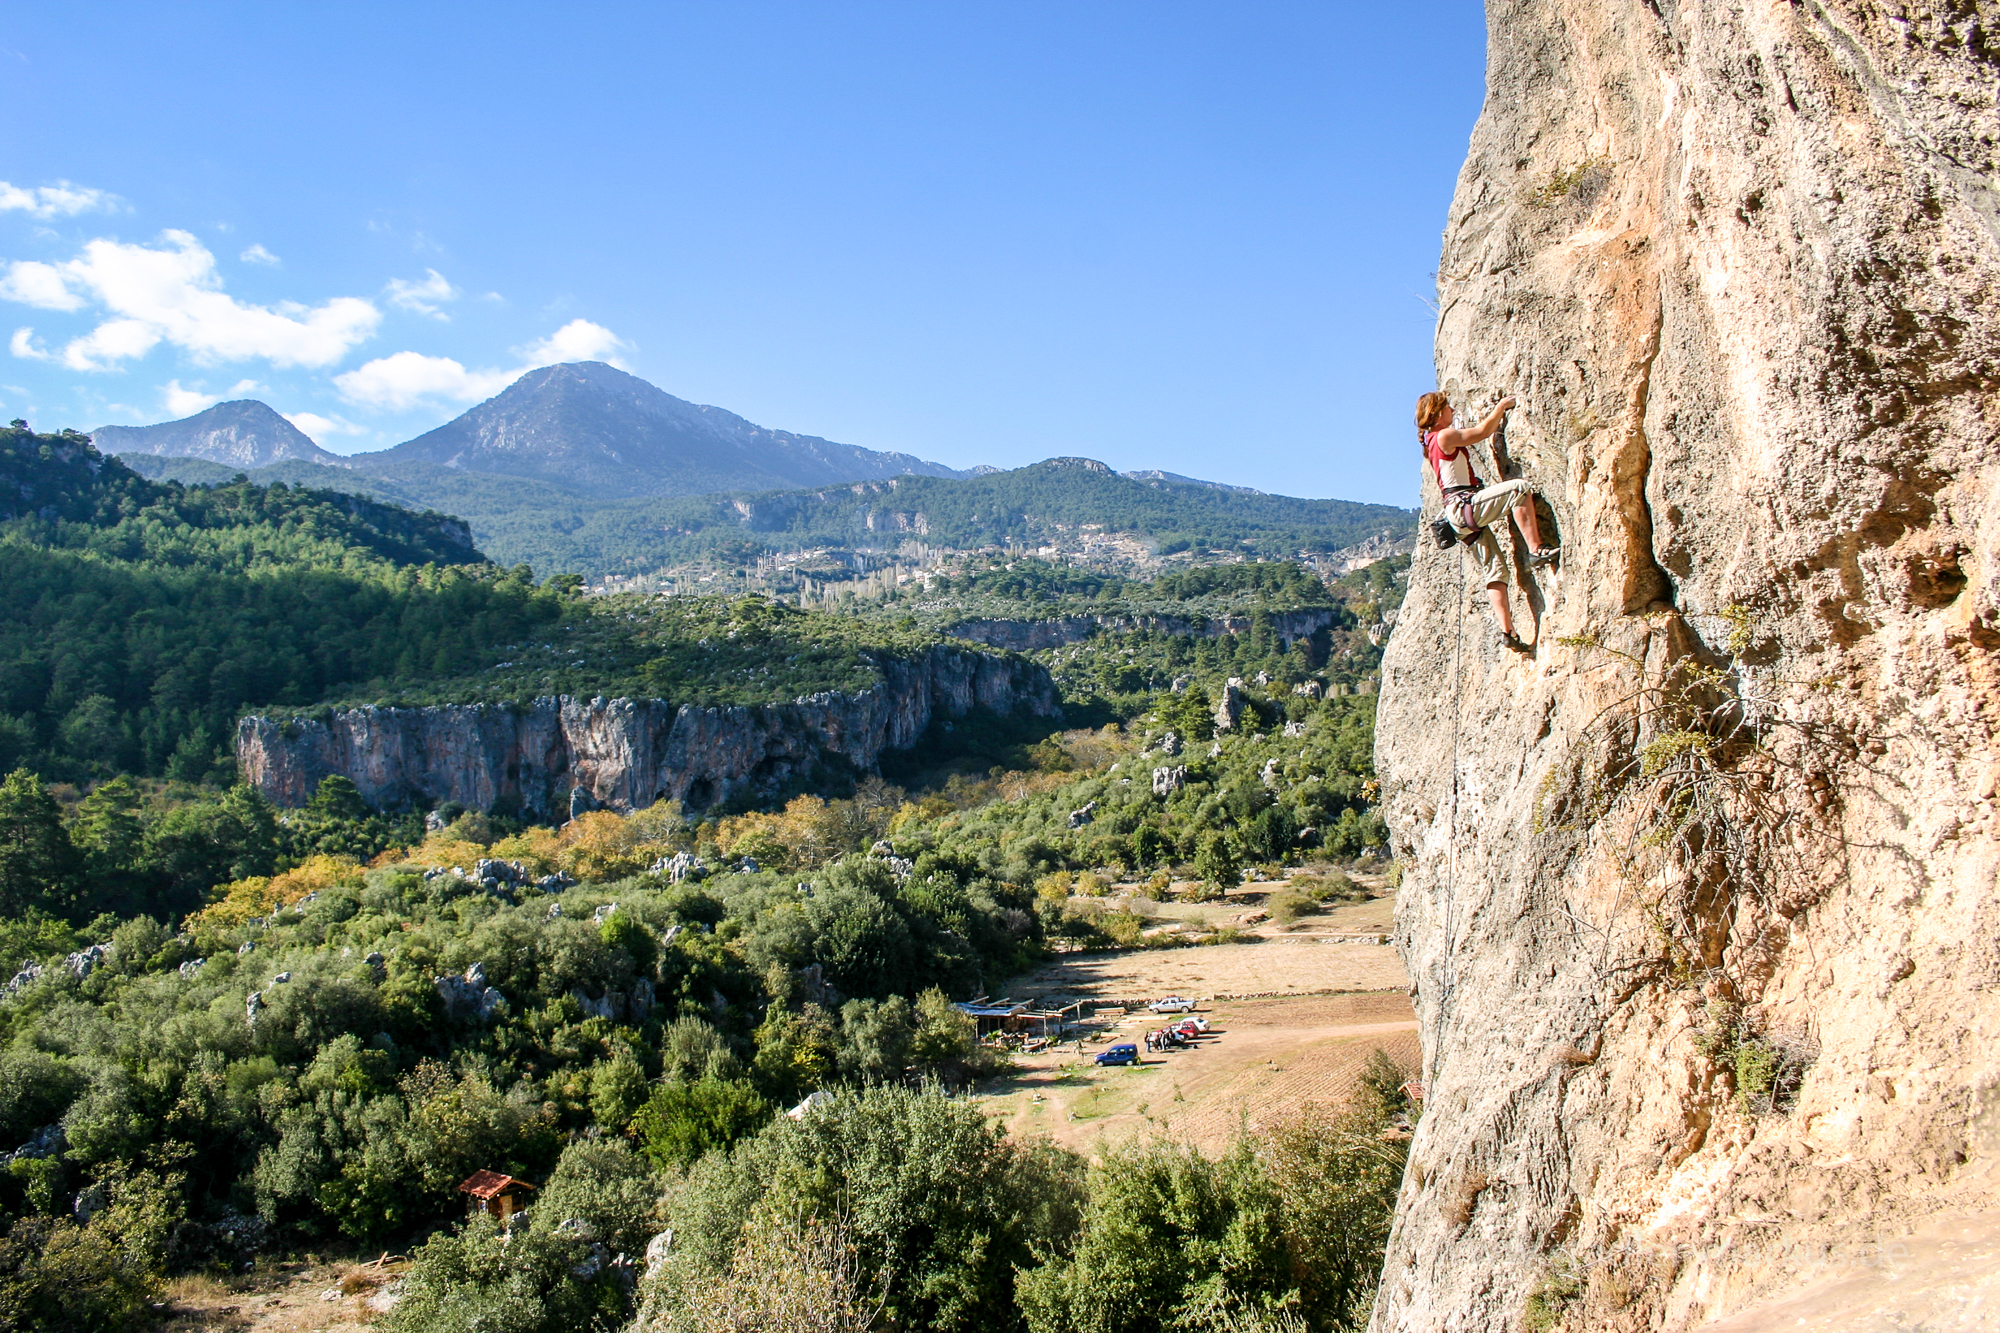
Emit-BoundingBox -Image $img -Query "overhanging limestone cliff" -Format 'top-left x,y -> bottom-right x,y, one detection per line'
1375,3 -> 2000,1328
238,645 -> 1057,816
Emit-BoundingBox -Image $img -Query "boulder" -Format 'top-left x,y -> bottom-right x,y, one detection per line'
436,965 -> 505,1022
1212,677 -> 1245,733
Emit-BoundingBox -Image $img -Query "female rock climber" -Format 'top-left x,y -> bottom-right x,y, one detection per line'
1416,391 -> 1560,652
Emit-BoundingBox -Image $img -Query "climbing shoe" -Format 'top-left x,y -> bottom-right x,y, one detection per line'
1528,545 -> 1562,568
1501,632 -> 1534,654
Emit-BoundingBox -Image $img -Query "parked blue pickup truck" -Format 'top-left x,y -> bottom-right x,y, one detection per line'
1094,1043 -> 1140,1066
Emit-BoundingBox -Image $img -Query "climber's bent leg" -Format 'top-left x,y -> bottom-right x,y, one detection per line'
1485,581 -> 1514,638
1467,478 -> 1558,564
1467,528 -> 1531,649
1512,496 -> 1544,552
1465,478 -> 1531,532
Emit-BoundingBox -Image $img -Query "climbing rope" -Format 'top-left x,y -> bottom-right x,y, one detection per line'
1431,542 -> 1467,1089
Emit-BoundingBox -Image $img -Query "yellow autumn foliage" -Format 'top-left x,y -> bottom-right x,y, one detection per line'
713,795 -> 865,873
554,807 -> 679,882
398,803 -> 691,883
191,854 -> 365,929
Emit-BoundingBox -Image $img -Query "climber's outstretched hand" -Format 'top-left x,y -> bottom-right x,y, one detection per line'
1452,396 -> 1515,445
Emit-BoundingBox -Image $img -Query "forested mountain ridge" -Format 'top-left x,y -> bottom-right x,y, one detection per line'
0,423 -> 569,785
663,456 -> 1410,554
3,423 -> 475,566
121,450 -> 1416,579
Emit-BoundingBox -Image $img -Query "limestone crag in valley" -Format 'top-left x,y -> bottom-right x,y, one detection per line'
1375,1 -> 2000,1328
238,645 -> 1056,816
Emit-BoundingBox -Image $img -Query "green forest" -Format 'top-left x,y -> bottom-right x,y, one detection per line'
3,422 -> 1416,1332
119,451 -> 1415,580
0,426 -> 573,784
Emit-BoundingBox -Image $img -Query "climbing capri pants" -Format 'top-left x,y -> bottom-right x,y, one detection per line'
1455,478 -> 1534,585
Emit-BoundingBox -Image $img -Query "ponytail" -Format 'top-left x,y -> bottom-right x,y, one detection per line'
1415,392 -> 1449,450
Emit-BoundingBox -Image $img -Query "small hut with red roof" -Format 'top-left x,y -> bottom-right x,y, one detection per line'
458,1170 -> 534,1225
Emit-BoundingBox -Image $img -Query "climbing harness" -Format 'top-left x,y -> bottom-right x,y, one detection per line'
1423,428 -> 1491,550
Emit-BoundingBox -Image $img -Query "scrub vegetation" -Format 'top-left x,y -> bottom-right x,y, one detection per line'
0,421 -> 1416,1331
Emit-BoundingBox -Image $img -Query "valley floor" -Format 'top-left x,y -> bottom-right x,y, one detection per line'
142,880 -> 1414,1330
979,907 -> 1415,1155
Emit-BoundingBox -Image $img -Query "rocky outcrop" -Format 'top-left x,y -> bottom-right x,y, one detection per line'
93,399 -> 349,469
1375,4 -> 2000,1329
237,645 -> 1056,816
947,606 -> 1345,654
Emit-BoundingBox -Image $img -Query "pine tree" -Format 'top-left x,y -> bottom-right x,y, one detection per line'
0,767 -> 81,917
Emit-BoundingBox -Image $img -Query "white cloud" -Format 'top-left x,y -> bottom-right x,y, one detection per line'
0,230 -> 379,371
333,350 -> 515,410
285,410 -> 369,441
336,318 -> 629,411
9,328 -> 50,361
162,376 -> 262,417
520,318 -> 627,368
163,379 -> 218,416
239,243 -> 281,266
0,180 -> 119,219
63,318 -> 160,369
0,261 -> 84,310
386,268 -> 459,319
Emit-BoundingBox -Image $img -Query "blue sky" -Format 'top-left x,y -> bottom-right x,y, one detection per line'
0,2 -> 1486,505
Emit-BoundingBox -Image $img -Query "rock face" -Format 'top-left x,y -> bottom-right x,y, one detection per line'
1375,4 -> 2000,1329
237,645 -> 1057,816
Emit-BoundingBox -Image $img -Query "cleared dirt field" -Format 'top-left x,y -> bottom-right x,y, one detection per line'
145,1258 -> 405,1333
979,939 -> 1417,1156
1008,937 -> 1407,1002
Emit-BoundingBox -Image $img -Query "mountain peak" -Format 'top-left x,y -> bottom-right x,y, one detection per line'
93,400 -> 347,470
351,362 -> 968,500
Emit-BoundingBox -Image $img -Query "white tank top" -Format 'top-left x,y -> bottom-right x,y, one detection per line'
1427,431 -> 1475,490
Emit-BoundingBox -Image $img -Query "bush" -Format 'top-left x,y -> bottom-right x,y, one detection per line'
533,1139 -> 661,1256
0,1169 -> 176,1333
1019,1066 -> 1410,1333
1257,1097 -> 1408,1323
632,1077 -> 773,1171
1263,888 -> 1314,924
1193,833 -> 1239,892
1018,1139 -> 1291,1333
384,1213 -> 627,1333
587,1049 -> 649,1133
637,1211 -> 884,1333
0,1213 -> 157,1333
650,1084 -> 1084,1333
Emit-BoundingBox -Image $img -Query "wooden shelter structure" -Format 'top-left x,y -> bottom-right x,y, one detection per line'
953,998 -> 1087,1039
459,1169 -> 534,1224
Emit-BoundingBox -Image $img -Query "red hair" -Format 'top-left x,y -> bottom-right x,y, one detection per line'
1415,392 -> 1449,445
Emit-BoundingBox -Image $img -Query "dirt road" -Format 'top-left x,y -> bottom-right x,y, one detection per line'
1006,935 -> 1409,1004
